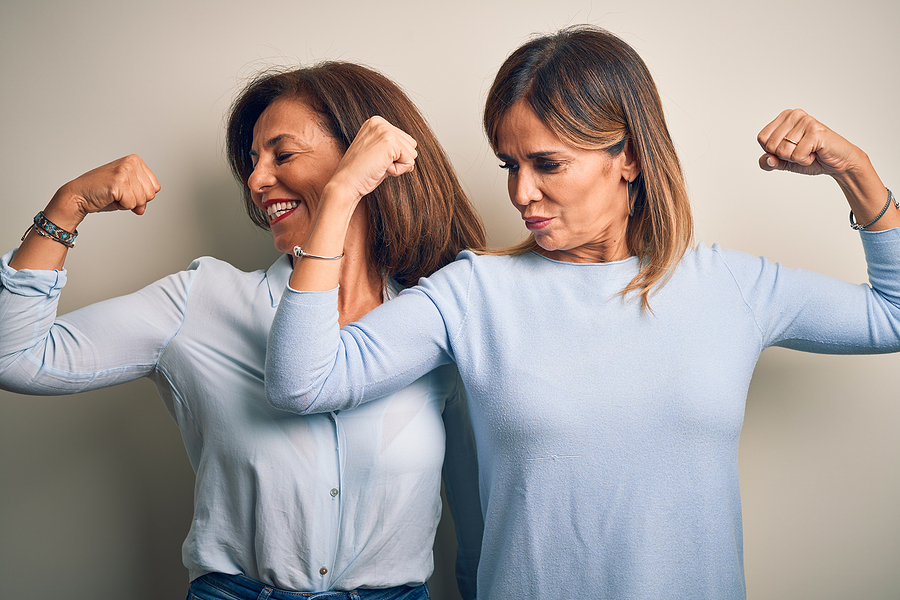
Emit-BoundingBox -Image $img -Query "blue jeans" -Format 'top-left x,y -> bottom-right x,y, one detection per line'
187,573 -> 431,600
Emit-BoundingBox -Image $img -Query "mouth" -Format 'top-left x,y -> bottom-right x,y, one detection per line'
265,200 -> 300,225
524,216 -> 553,231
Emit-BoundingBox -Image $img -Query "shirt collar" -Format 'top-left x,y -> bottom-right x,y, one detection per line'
264,254 -> 293,308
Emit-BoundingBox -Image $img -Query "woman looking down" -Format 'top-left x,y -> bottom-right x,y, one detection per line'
265,27 -> 900,599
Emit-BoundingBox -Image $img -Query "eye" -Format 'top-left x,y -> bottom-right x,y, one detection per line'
275,153 -> 293,163
498,162 -> 518,171
535,161 -> 562,171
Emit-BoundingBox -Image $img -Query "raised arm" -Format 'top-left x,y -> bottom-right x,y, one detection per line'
757,108 -> 898,231
11,154 -> 160,271
287,116 -> 417,292
0,156 -> 189,395
719,110 -> 900,353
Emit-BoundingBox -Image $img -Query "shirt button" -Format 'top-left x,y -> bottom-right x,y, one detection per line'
330,488 -> 339,497
319,567 -> 328,575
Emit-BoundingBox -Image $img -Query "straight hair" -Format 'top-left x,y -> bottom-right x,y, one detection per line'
483,26 -> 693,309
226,61 -> 485,287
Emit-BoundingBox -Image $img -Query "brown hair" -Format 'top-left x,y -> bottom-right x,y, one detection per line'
483,25 -> 693,309
226,61 -> 485,287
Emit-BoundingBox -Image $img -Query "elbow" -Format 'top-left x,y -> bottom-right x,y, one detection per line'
264,367 -> 319,414
265,385 -> 315,415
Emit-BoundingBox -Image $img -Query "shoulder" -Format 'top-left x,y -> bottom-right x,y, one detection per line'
409,250 -> 528,302
678,241 -> 771,277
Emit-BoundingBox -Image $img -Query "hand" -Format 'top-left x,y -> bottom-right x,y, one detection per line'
325,116 -> 417,204
757,109 -> 865,178
47,154 -> 161,229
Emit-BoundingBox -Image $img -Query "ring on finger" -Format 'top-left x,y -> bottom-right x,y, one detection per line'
783,137 -> 799,145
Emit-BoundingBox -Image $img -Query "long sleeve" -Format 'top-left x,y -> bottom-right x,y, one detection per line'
716,228 -> 900,354
0,248 -> 193,395
265,255 -> 474,414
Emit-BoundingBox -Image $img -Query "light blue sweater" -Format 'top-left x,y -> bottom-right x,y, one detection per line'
267,229 -> 900,599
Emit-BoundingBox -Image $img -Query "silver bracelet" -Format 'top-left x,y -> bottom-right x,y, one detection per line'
849,188 -> 897,230
293,246 -> 345,260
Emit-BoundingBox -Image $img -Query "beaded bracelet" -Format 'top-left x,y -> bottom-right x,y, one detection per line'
849,188 -> 897,231
21,211 -> 78,248
293,246 -> 344,260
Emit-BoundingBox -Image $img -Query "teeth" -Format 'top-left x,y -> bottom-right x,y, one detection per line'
267,201 -> 299,221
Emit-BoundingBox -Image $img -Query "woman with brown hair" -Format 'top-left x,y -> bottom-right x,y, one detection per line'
0,62 -> 484,600
266,26 -> 900,599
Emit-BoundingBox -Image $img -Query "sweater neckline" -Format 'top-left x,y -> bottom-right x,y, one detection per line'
529,250 -> 639,266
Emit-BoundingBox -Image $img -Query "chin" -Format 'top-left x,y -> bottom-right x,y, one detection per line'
534,235 -> 561,252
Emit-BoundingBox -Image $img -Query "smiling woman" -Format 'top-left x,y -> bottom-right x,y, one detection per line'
0,61 -> 485,600
249,99 -> 345,252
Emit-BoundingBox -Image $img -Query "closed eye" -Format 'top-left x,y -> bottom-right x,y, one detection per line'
536,161 -> 562,171
499,162 -> 518,171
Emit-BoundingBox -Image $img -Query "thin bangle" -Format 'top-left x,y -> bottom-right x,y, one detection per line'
850,188 -> 897,231
293,246 -> 345,260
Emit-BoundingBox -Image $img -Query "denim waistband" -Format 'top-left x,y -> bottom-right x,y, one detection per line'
190,572 -> 429,600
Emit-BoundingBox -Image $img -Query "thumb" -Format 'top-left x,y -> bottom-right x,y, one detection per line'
758,153 -> 781,172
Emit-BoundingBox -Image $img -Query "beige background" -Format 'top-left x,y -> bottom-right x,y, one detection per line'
1,1 -> 898,599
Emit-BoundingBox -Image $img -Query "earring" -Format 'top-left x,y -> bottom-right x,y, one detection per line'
627,181 -> 635,217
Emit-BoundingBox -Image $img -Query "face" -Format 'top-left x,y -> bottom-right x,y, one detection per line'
248,97 -> 345,254
496,101 -> 639,262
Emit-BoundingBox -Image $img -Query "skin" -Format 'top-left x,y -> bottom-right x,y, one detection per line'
286,116 -> 417,294
286,105 -> 896,297
756,108 -> 899,232
10,97 -> 398,326
495,101 -> 640,263
248,98 -> 381,325
13,104 -> 895,305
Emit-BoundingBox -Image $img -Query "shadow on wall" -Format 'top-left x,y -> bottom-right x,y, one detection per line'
188,171 -> 283,273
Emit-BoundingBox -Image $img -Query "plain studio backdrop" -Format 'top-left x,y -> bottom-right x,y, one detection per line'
1,1 -> 898,599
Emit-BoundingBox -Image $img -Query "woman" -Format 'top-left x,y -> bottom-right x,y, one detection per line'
0,62 -> 485,599
265,27 -> 900,599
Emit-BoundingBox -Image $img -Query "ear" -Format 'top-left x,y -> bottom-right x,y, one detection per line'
619,138 -> 641,182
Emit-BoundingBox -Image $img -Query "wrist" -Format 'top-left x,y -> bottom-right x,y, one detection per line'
43,185 -> 89,231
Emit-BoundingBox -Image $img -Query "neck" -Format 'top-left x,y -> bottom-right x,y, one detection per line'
335,203 -> 383,327
542,231 -> 632,264
335,249 -> 383,327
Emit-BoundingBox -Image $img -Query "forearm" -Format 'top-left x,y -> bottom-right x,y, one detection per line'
831,154 -> 899,232
288,179 -> 360,292
10,154 -> 159,272
11,186 -> 88,271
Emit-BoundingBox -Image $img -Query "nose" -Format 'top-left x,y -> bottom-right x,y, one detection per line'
247,159 -> 275,195
509,168 -> 541,206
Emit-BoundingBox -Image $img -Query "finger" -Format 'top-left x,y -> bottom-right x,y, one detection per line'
756,109 -> 791,151
758,153 -> 779,171
760,110 -> 803,155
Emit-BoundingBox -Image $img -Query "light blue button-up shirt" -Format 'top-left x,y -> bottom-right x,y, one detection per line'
0,249 -> 482,596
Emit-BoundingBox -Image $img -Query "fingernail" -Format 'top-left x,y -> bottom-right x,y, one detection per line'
766,156 -> 776,167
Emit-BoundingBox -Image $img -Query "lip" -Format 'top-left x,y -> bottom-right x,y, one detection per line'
524,216 -> 553,231
263,198 -> 300,225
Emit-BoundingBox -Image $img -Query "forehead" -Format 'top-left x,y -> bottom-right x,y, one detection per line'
251,97 -> 330,148
496,101 -> 568,155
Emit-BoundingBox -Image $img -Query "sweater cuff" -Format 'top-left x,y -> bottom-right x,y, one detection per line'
0,248 -> 67,297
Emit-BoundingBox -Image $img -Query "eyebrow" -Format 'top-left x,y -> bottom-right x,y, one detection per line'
497,151 -> 560,161
249,134 -> 306,156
